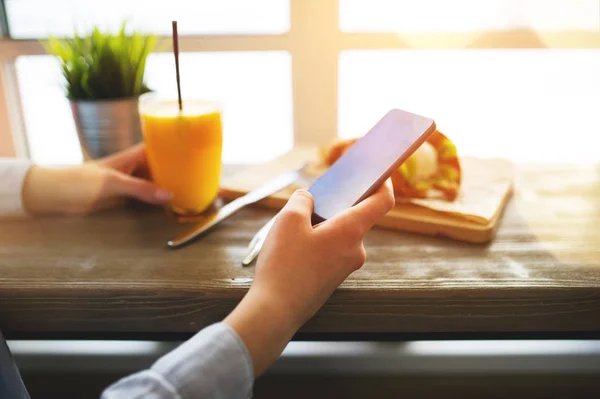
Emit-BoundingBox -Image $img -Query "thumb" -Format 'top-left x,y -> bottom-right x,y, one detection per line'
278,189 -> 314,226
110,173 -> 173,205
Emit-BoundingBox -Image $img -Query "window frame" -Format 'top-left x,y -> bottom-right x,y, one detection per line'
1,0 -> 600,160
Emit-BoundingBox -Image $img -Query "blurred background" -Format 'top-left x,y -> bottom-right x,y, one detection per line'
1,0 -> 600,397
3,0 -> 600,165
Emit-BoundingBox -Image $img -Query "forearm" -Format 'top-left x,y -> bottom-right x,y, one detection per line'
102,323 -> 254,399
22,166 -> 72,215
224,288 -> 300,376
22,165 -> 105,215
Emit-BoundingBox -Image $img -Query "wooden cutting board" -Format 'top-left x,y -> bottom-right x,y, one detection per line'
220,146 -> 513,243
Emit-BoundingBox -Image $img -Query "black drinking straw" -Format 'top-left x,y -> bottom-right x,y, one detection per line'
172,21 -> 183,111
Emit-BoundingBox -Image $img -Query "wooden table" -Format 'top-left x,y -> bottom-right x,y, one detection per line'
1,164 -> 599,340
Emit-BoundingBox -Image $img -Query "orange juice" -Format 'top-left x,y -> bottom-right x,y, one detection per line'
139,95 -> 223,215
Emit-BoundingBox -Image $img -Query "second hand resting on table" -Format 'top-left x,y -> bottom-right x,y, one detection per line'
21,144 -> 172,216
14,144 -> 395,397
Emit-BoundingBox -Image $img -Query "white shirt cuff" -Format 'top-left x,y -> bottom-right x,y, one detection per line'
0,158 -> 33,217
152,322 -> 254,399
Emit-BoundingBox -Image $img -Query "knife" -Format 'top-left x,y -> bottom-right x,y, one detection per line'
241,167 -> 318,265
167,168 -> 301,248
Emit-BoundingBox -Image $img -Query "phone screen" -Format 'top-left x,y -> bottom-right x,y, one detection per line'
308,109 -> 435,223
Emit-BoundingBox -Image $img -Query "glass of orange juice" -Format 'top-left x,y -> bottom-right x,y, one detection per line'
138,93 -> 223,215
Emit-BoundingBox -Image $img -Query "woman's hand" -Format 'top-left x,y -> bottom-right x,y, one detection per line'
224,180 -> 395,376
22,144 -> 172,215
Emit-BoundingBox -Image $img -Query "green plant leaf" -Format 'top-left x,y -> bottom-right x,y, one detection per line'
42,21 -> 157,100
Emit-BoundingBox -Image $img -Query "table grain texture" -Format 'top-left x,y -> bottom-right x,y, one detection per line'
1,164 -> 599,339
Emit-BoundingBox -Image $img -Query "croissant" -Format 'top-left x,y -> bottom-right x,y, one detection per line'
319,130 -> 461,201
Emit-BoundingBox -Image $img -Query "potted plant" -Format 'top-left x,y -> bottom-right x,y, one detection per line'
45,22 -> 157,159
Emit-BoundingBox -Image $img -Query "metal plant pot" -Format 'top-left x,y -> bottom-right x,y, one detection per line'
70,98 -> 143,159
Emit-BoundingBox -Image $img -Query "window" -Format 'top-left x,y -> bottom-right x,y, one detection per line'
2,0 -> 600,164
16,52 -> 292,165
339,0 -> 599,32
2,0 -> 292,165
339,49 -> 600,162
5,0 -> 289,38
337,0 -> 600,162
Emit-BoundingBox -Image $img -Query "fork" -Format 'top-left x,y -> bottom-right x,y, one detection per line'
241,163 -> 317,266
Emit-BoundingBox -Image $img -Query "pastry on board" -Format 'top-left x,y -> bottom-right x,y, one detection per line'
319,130 -> 461,201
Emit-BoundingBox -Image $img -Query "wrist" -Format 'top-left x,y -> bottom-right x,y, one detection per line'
22,166 -> 74,215
224,288 -> 300,376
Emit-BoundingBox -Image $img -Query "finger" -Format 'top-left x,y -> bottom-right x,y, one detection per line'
109,172 -> 172,205
330,179 -> 395,234
99,144 -> 146,173
132,148 -> 152,178
349,179 -> 395,230
277,189 -> 314,228
123,144 -> 149,176
98,143 -> 143,165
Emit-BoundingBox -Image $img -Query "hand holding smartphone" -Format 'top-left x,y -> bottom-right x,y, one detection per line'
308,109 -> 436,225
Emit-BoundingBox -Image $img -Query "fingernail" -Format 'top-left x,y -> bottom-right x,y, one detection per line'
294,189 -> 312,198
154,189 -> 173,202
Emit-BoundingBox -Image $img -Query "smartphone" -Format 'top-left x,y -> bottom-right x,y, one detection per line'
308,109 -> 436,225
